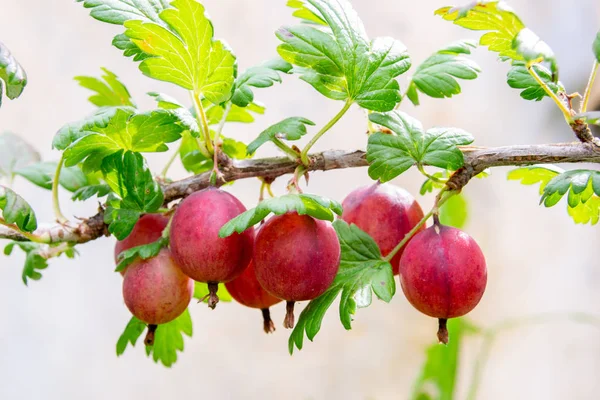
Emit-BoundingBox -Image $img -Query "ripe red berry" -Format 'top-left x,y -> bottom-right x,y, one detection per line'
122,249 -> 194,344
170,188 -> 254,309
342,182 -> 424,274
114,214 -> 169,275
225,260 -> 282,333
399,224 -> 487,344
253,212 -> 340,329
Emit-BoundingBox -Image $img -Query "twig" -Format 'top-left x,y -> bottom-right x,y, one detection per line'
2,142 -> 600,244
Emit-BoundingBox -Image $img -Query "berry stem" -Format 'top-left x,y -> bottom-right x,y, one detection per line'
437,318 -> 449,344
384,188 -> 455,263
284,301 -> 296,329
300,100 -> 352,166
383,209 -> 433,263
261,308 -> 276,334
145,324 -> 157,346
288,165 -> 306,194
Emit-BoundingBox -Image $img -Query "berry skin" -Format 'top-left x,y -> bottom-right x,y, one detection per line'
342,182 -> 424,274
253,212 -> 340,328
114,214 -> 169,274
225,261 -> 282,333
122,249 -> 193,327
399,224 -> 487,343
169,188 -> 254,308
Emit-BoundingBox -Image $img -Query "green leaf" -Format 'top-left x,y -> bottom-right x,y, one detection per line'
507,62 -> 565,101
410,318 -> 479,400
541,170 -> 600,209
205,102 -> 265,125
0,132 -> 40,181
147,92 -> 184,109
193,282 -> 233,303
407,40 -> 481,104
77,0 -> 171,25
512,28 -> 557,78
14,162 -> 88,192
367,111 -> 474,182
594,31 -> 600,62
71,184 -> 111,201
116,308 -> 193,367
63,109 -> 184,172
232,59 -> 292,107
435,2 -> 525,61
115,235 -> 168,272
575,112 -> 600,126
77,0 -> 172,60
116,316 -> 146,356
113,33 -> 152,61
147,308 -> 192,367
246,117 -> 315,155
148,93 -> 200,135
53,106 -> 136,151
75,68 -> 134,107
5,242 -> 48,284
277,0 -> 411,111
567,196 -> 600,225
0,186 -> 37,232
102,151 -> 164,239
507,165 -> 562,194
219,194 -> 342,238
221,137 -> 249,160
4,242 -> 76,285
124,0 -> 237,104
179,131 -> 212,174
289,220 -> 394,354
439,193 -> 468,229
511,168 -> 600,226
287,0 -> 327,25
0,42 -> 27,106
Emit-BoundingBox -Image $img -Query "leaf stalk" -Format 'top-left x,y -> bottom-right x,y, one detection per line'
526,62 -> 572,120
52,154 -> 68,224
580,61 -> 599,113
300,100 -> 352,165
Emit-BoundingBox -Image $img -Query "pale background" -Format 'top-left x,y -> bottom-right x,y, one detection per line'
1,1 -> 600,399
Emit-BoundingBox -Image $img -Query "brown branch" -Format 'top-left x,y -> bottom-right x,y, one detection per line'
2,142 -> 600,244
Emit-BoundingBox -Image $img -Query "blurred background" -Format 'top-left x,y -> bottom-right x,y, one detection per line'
1,0 -> 600,399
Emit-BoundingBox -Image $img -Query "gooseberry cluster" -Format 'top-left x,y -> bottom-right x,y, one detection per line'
115,183 -> 487,344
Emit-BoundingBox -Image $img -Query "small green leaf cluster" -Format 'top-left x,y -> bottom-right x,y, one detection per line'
436,1 -> 567,103
406,40 -> 481,105
509,166 -> 600,225
4,242 -> 76,284
367,111 -> 474,182
219,194 -> 342,238
117,309 -> 193,368
0,42 -> 27,106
